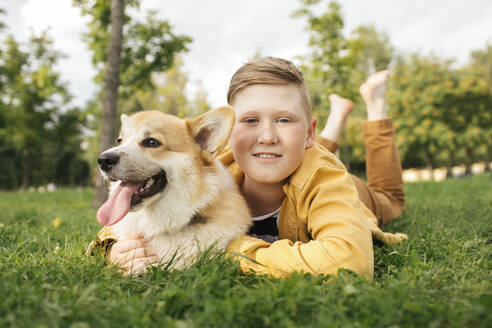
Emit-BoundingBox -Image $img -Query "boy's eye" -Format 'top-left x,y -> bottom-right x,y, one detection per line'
141,138 -> 161,148
244,118 -> 259,124
278,118 -> 290,123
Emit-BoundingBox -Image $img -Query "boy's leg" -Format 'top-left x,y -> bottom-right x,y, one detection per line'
359,70 -> 406,226
317,95 -> 380,215
317,73 -> 406,226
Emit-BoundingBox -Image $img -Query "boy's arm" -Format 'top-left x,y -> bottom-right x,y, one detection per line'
227,165 -> 374,278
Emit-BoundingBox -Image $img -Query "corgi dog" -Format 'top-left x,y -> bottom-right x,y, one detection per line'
95,107 -> 251,271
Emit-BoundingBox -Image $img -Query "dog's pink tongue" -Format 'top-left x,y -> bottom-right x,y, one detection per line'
97,182 -> 142,226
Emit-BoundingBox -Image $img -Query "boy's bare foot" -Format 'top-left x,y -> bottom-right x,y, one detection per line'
320,94 -> 354,142
359,69 -> 390,121
328,94 -> 354,121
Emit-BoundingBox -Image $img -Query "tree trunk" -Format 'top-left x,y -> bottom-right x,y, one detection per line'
9,160 -> 18,190
20,149 -> 29,190
464,148 -> 474,176
424,150 -> 435,181
446,151 -> 456,178
486,144 -> 491,172
92,0 -> 126,208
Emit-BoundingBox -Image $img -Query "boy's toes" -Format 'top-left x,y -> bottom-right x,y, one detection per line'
367,69 -> 390,84
330,94 -> 354,112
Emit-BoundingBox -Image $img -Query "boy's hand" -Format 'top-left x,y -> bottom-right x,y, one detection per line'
108,233 -> 159,275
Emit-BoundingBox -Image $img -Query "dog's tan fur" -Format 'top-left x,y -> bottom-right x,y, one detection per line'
99,107 -> 251,270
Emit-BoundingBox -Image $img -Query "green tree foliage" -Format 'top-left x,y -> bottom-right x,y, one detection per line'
342,25 -> 394,170
466,42 -> 492,162
0,31 -> 88,189
190,81 -> 212,117
452,72 -> 492,167
120,56 -> 211,118
294,0 -> 353,125
294,1 -> 394,170
295,0 -> 492,172
73,0 -> 191,206
388,55 -> 492,169
347,25 -> 393,100
72,0 -> 192,160
295,1 -> 394,119
388,56 -> 456,169
294,0 -> 356,169
469,42 -> 492,88
73,0 -> 191,100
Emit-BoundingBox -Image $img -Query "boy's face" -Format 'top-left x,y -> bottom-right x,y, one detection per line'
229,84 -> 316,186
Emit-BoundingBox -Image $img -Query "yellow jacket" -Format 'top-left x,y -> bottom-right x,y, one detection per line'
88,143 -> 406,278
218,143 -> 406,279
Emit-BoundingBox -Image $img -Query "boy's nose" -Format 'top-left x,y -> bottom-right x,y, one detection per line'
258,125 -> 278,144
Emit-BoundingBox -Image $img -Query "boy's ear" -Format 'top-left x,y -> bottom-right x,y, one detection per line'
305,117 -> 317,149
186,106 -> 235,156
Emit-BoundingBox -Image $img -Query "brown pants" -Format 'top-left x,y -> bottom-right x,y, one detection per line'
316,118 -> 406,226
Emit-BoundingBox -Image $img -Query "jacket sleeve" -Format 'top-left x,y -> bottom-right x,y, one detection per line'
227,164 -> 374,278
85,226 -> 118,257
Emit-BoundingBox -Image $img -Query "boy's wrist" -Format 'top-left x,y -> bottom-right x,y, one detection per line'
86,237 -> 117,259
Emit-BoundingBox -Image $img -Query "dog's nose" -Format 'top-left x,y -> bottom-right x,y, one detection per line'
98,153 -> 120,172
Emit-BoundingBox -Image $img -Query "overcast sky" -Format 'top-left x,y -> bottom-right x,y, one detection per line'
2,0 -> 491,108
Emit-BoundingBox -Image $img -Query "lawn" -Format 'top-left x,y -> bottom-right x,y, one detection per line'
0,174 -> 490,327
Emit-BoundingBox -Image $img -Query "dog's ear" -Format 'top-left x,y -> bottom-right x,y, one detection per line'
186,106 -> 235,156
121,114 -> 129,125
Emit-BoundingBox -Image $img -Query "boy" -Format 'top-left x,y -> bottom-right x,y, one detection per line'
97,57 -> 406,278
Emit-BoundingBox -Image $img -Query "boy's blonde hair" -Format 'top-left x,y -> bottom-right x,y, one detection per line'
227,57 -> 312,119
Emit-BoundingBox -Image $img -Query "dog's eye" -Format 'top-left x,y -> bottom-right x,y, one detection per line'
142,138 -> 161,148
116,137 -> 122,145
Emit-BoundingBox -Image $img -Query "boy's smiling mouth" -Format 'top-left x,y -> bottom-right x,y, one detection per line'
253,153 -> 282,158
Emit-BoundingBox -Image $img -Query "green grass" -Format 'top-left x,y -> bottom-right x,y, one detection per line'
0,175 -> 491,328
